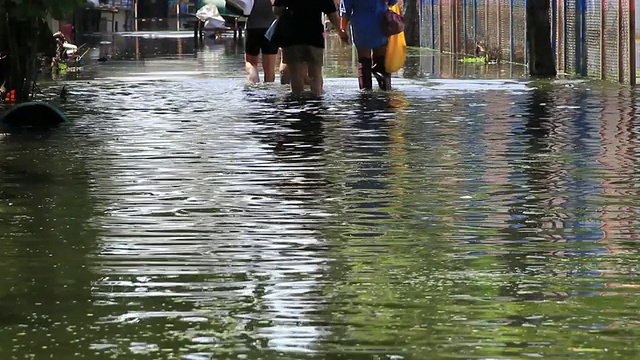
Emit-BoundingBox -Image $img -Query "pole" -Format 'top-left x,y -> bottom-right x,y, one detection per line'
177,0 -> 180,31
134,0 -> 138,31
510,0 -> 514,62
526,0 -> 557,76
438,0 -> 443,52
463,0 -> 467,53
630,0 -> 636,85
618,0 -> 623,83
601,0 -> 605,80
431,0 -> 435,48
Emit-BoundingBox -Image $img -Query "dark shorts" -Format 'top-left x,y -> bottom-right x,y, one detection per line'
245,28 -> 279,56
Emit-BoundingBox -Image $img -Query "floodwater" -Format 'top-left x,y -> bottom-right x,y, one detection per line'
1,32 -> 640,360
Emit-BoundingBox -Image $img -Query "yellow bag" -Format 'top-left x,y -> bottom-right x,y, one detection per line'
385,4 -> 406,73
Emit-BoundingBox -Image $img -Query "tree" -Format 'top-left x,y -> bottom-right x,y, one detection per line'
0,0 -> 84,103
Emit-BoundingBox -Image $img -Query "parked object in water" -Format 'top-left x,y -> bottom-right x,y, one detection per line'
197,5 -> 227,29
203,17 -> 226,30
0,102 -> 68,128
193,0 -> 247,39
51,31 -> 88,77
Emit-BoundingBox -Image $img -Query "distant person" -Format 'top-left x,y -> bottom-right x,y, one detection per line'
244,0 -> 279,83
340,0 -> 397,90
273,0 -> 347,95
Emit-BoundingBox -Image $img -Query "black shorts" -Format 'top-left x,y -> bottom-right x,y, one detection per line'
245,28 -> 279,56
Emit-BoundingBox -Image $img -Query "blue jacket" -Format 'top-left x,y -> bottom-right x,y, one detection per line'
340,0 -> 398,49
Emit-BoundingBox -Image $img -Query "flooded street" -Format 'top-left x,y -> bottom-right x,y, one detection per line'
2,33 -> 640,359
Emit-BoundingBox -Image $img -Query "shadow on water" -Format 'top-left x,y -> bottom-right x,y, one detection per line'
496,84 -> 556,302
344,93 -> 395,216
0,131 -> 101,356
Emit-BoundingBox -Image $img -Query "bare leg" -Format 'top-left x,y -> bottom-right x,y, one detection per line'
262,54 -> 277,83
303,63 -> 312,86
279,57 -> 291,85
245,53 -> 260,83
356,48 -> 373,90
283,62 -> 310,87
308,63 -> 323,95
289,63 -> 306,94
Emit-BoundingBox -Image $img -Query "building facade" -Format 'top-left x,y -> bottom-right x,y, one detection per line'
75,0 -> 134,35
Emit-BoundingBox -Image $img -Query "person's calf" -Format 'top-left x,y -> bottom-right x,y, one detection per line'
288,64 -> 306,93
263,54 -> 277,82
372,57 -> 391,91
301,63 -> 312,85
308,65 -> 323,94
357,58 -> 373,90
280,64 -> 291,85
246,63 -> 259,83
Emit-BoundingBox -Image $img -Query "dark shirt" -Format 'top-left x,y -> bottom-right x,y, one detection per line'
247,0 -> 276,29
273,0 -> 337,48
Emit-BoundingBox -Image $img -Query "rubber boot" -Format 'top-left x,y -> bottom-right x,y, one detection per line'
372,56 -> 391,91
357,58 -> 373,90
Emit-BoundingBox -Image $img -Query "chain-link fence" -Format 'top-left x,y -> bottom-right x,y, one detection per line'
419,0 -> 636,84
420,0 -> 526,63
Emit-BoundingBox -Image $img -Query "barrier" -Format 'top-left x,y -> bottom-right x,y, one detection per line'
419,0 -> 637,84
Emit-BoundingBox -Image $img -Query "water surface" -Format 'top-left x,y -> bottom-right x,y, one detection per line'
1,33 -> 639,360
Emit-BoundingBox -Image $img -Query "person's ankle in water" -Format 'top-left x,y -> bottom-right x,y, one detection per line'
246,63 -> 259,83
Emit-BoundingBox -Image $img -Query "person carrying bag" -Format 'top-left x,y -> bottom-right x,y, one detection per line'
340,0 -> 403,90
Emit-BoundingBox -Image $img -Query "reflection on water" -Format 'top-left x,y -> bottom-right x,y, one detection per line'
2,33 -> 640,359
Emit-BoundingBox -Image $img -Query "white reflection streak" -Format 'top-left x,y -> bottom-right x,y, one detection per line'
90,96 -> 326,353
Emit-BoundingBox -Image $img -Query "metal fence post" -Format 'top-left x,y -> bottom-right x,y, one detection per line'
452,0 -> 457,53
439,0 -> 443,52
563,0 -> 567,72
576,0 -> 586,75
524,0 -> 528,68
551,0 -> 557,69
473,0 -> 477,47
510,0 -> 514,62
432,0 -> 436,48
618,0 -> 624,83
463,0 -> 468,53
631,0 -> 637,85
485,0 -> 489,51
601,0 -> 606,80
575,0 -> 580,75
497,0 -> 501,60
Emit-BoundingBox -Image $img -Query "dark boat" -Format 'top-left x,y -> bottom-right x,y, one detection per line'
0,101 -> 69,129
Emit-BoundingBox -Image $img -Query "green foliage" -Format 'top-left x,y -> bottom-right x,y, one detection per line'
3,0 -> 85,20
0,0 -> 84,102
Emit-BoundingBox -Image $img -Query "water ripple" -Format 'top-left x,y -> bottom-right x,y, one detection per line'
1,36 -> 640,360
